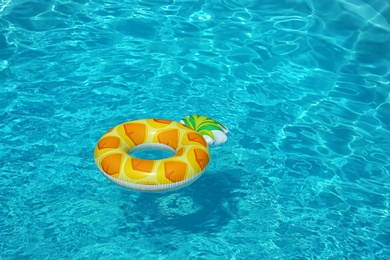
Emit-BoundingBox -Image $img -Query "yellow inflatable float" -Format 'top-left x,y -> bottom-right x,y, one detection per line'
94,115 -> 228,192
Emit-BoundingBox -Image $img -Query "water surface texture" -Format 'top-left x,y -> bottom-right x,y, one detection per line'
1,0 -> 390,259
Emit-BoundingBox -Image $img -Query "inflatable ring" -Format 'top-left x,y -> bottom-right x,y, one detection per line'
94,116 -> 228,192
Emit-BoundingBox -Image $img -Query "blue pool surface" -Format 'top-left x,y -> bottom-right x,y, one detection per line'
1,0 -> 390,259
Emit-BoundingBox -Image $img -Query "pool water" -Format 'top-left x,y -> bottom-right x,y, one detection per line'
130,148 -> 176,161
1,0 -> 390,259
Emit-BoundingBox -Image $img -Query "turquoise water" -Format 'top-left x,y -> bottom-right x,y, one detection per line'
1,0 -> 390,259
